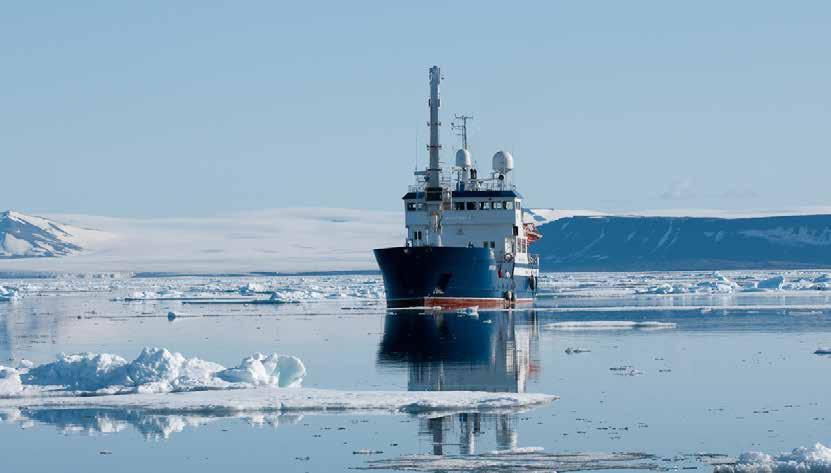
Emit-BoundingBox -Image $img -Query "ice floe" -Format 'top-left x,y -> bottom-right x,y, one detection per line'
546,321 -> 677,331
0,387 -> 557,416
0,348 -> 556,416
715,442 -> 831,473
5,347 -> 305,395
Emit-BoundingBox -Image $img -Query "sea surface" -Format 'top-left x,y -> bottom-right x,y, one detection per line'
1,271 -> 830,472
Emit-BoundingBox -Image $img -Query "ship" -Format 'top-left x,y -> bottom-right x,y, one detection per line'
374,66 -> 541,308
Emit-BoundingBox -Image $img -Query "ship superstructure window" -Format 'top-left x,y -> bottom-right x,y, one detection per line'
414,231 -> 423,241
479,202 -> 491,210
454,202 -> 464,210
466,202 -> 476,210
493,201 -> 503,210
505,201 -> 514,210
516,201 -> 521,210
406,202 -> 416,211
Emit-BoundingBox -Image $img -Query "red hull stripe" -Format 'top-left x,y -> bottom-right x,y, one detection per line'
386,297 -> 534,309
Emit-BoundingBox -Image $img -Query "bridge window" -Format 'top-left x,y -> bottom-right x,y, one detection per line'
479,202 -> 491,210
454,202 -> 464,211
406,202 -> 416,211
493,201 -> 503,209
466,202 -> 476,210
505,201 -> 514,210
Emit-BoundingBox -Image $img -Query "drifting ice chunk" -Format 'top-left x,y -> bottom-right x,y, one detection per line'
757,275 -> 785,290
239,283 -> 268,296
216,353 -> 306,388
546,321 -> 676,330
715,442 -> 831,473
0,366 -> 23,395
13,347 -> 304,394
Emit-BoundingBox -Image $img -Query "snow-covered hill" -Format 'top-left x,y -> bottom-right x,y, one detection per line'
0,211 -> 111,259
0,209 -> 401,273
2,207 -> 831,273
533,213 -> 831,270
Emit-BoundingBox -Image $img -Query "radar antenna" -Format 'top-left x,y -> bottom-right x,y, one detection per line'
451,114 -> 473,150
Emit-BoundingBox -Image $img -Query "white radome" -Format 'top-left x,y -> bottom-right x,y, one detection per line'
455,149 -> 472,168
492,150 -> 514,174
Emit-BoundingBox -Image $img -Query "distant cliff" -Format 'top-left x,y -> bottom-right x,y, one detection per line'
531,214 -> 831,271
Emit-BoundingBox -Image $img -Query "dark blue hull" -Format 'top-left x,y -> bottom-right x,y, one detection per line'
373,246 -> 537,308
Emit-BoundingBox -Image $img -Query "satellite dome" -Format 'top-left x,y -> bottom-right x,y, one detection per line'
492,150 -> 514,174
455,149 -> 472,168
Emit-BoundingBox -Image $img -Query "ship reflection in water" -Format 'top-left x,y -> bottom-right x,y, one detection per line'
377,309 -> 542,455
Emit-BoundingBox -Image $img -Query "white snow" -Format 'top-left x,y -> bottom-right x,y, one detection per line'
0,210 -> 114,258
1,234 -> 33,256
524,208 -> 608,225
13,347 -> 305,394
239,282 -> 268,295
715,443 -> 831,473
0,387 -> 557,416
0,348 -> 555,415
635,272 -> 738,294
545,321 -> 677,330
216,353 -> 305,388
0,208 -> 403,273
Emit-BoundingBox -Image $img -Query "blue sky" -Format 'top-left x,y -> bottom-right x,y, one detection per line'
2,1 -> 829,217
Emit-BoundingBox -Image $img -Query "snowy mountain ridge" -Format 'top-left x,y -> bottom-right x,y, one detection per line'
533,213 -> 831,271
2,208 -> 831,272
0,210 -> 111,259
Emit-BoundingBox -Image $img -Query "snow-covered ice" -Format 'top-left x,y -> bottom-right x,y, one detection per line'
5,347 -> 305,395
546,321 -> 677,331
0,348 -> 556,415
0,387 -> 557,416
715,443 -> 831,473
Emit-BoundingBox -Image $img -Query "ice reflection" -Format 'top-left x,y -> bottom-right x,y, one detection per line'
0,407 -> 303,439
378,309 -> 541,454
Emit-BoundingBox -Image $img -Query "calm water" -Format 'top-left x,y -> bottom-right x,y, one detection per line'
1,274 -> 830,472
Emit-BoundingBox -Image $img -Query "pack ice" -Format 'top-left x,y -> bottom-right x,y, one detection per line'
715,443 -> 831,473
0,348 -> 557,415
2,348 -> 305,395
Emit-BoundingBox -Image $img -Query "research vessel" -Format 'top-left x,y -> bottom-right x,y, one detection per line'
374,66 -> 541,308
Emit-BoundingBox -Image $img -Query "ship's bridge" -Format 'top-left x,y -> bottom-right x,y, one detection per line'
402,189 -> 535,265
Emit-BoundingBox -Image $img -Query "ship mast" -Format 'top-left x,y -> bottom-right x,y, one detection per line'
452,114 -> 473,150
425,66 -> 444,246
